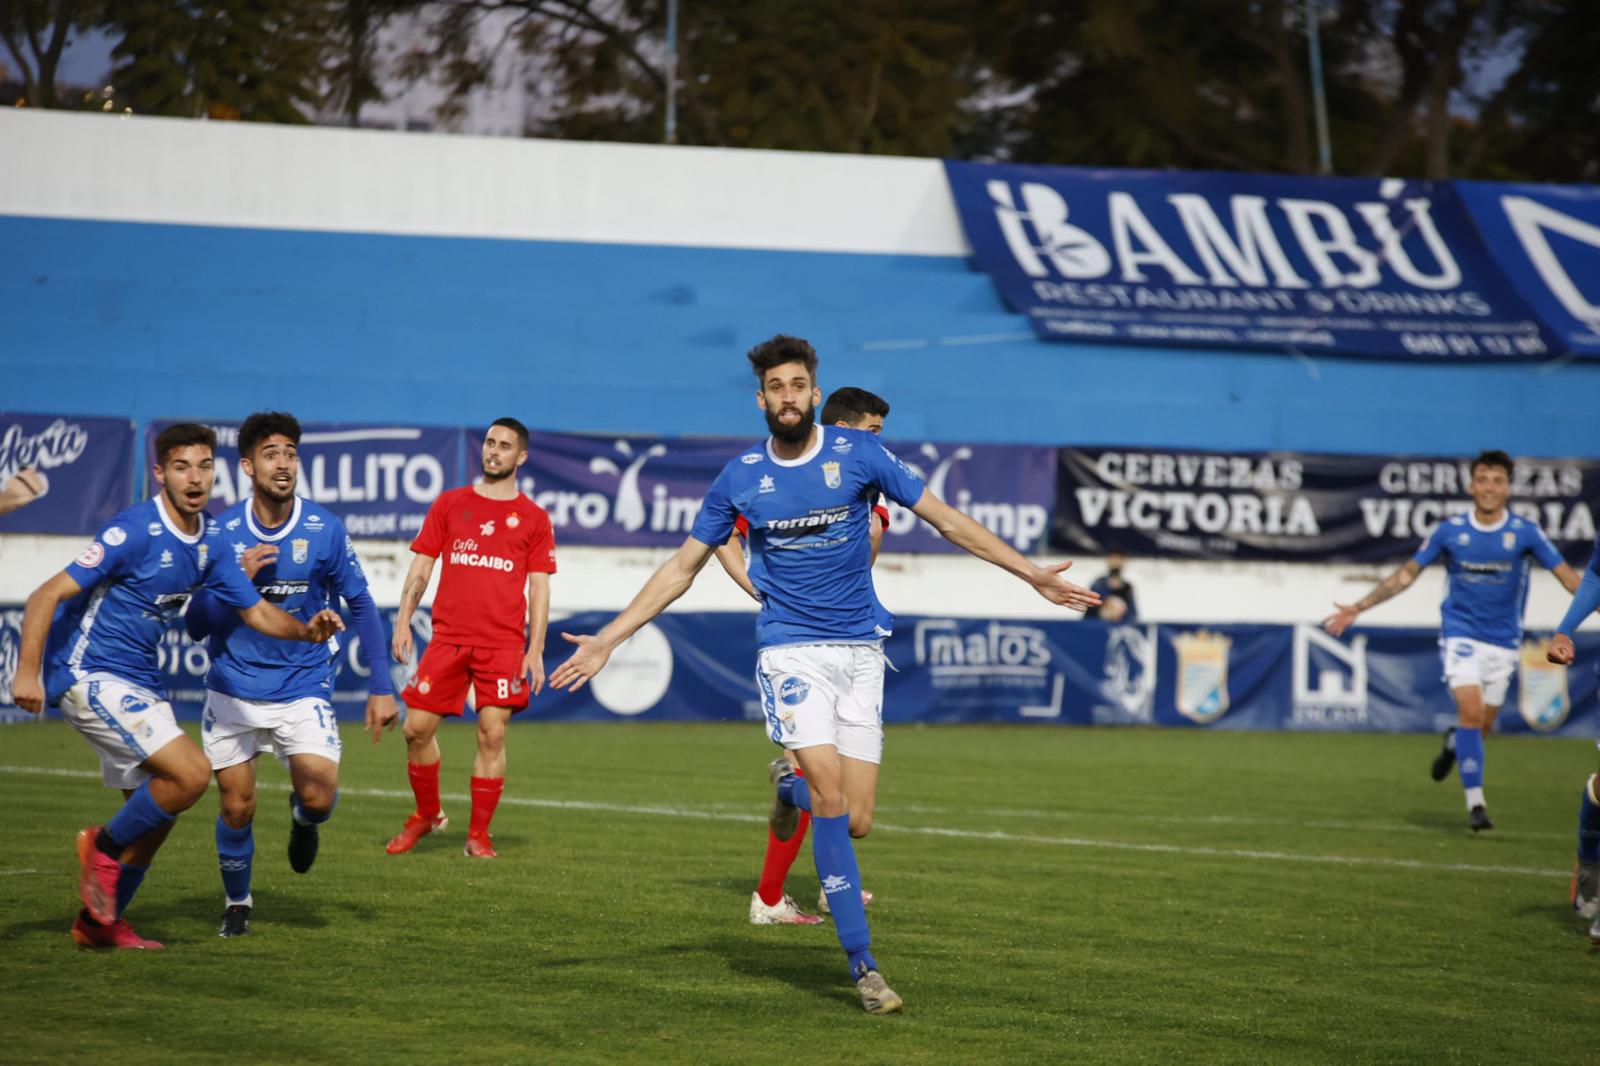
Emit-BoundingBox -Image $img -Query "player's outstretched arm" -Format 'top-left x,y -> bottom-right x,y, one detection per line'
239,601 -> 345,643
714,532 -> 762,603
1322,559 -> 1423,637
12,571 -> 84,714
391,551 -> 437,663
909,490 -> 1101,611
551,536 -> 717,691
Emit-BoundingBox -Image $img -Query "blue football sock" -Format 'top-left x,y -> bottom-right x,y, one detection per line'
778,774 -> 811,812
115,863 -> 148,918
216,817 -> 255,904
104,781 -> 176,849
811,813 -> 876,977
291,790 -> 336,826
1456,728 -> 1485,793
1579,779 -> 1600,864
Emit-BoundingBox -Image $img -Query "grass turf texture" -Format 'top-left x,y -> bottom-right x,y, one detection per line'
1,721 -> 1595,1064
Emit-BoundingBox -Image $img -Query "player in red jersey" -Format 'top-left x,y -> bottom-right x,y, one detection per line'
718,387 -> 892,925
385,418 -> 557,859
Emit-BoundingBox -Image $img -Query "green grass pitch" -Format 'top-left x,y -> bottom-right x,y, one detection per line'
1,720 -> 1596,1064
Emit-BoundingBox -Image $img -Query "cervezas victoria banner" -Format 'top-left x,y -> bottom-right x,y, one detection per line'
1053,445 -> 1599,563
944,161 -> 1565,360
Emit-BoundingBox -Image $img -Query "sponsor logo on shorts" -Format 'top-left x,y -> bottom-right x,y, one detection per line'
103,526 -> 126,547
120,693 -> 151,717
779,677 -> 810,706
418,678 -> 432,695
1453,641 -> 1474,658
76,542 -> 104,567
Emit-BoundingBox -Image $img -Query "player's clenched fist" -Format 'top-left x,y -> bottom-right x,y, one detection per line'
1548,633 -> 1576,665
10,673 -> 45,715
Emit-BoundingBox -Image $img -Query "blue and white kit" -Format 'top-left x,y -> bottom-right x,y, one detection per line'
44,498 -> 260,787
1414,511 -> 1565,705
690,427 -> 924,761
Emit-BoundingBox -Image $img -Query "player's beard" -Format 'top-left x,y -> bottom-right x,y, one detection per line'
253,475 -> 296,504
481,461 -> 513,483
764,403 -> 815,446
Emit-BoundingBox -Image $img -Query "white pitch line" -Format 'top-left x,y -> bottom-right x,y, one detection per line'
0,869 -> 44,877
0,764 -> 1567,880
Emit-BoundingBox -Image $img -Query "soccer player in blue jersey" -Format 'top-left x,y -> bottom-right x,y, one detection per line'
1544,534 -> 1600,943
552,335 -> 1100,1014
1323,449 -> 1580,831
718,386 -> 893,927
10,423 -> 344,949
184,412 -> 398,937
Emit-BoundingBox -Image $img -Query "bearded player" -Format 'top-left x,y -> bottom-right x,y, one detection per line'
720,386 -> 893,927
553,335 -> 1100,1014
386,418 -> 556,859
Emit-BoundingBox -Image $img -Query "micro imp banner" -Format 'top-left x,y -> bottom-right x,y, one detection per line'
944,161 -> 1558,360
1052,445 -> 1600,563
145,420 -> 465,539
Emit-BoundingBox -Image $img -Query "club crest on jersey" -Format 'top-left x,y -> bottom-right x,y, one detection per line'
1502,531 -> 1516,551
291,538 -> 309,564
480,520 -> 496,536
506,512 -> 520,529
1518,638 -> 1570,732
197,544 -> 209,568
1174,630 -> 1231,724
821,461 -> 842,489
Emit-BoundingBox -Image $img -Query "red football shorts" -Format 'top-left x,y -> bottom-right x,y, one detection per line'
401,642 -> 530,716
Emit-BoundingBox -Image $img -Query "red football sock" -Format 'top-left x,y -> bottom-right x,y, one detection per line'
756,811 -> 812,905
408,760 -> 441,820
469,776 -> 504,839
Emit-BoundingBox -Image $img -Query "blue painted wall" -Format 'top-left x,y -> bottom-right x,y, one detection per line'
5,215 -> 1595,456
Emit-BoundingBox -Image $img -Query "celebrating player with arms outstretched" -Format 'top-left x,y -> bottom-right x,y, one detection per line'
387,418 -> 556,859
723,386 -> 893,927
1324,450 -> 1579,830
185,412 -> 398,937
552,335 -> 1099,1014
10,423 -> 343,949
1545,533 -> 1600,942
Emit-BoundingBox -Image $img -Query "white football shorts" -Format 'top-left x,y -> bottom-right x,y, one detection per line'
203,691 -> 343,771
1438,637 -> 1518,707
756,642 -> 886,764
59,673 -> 186,790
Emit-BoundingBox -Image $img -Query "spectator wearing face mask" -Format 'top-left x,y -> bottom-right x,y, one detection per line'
1084,552 -> 1136,622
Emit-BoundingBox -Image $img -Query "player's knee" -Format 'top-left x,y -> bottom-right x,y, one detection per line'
297,780 -> 336,813
477,721 -> 506,751
402,717 -> 431,747
219,789 -> 255,828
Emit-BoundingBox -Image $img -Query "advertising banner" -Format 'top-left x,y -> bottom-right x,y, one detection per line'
0,413 -> 134,535
1456,180 -> 1600,356
146,420 -> 466,539
944,161 -> 1559,359
1052,445 -> 1599,563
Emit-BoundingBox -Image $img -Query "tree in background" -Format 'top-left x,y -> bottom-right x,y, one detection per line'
1,0 -> 105,108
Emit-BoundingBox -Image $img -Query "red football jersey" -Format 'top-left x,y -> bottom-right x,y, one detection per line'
411,486 -> 557,649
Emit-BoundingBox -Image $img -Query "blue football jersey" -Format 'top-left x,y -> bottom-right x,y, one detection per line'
691,427 -> 925,649
1413,511 -> 1565,648
202,497 -> 370,702
44,498 -> 260,702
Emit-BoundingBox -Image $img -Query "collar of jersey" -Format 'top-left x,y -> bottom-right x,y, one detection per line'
1467,509 -> 1509,533
764,426 -> 823,468
245,496 -> 303,542
154,494 -> 203,545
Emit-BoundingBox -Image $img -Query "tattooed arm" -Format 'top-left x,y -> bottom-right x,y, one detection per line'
390,552 -> 437,664
1322,559 -> 1423,637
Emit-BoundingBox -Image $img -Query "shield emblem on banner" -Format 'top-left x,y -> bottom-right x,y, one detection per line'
1518,638 -> 1569,732
291,538 -> 309,565
821,461 -> 842,489
1175,630 -> 1231,723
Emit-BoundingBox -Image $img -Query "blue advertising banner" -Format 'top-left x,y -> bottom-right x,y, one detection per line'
943,161 -> 1558,360
1053,444 -> 1600,564
521,429 -> 1058,555
0,412 -> 134,535
9,605 -> 1593,740
145,420 -> 466,539
1457,181 -> 1600,356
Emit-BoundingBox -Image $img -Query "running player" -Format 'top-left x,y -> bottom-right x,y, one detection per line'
10,423 -> 343,949
184,412 -> 398,937
386,418 -> 556,859
552,335 -> 1100,1014
729,386 -> 892,927
1544,532 -> 1600,943
1323,449 -> 1579,830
